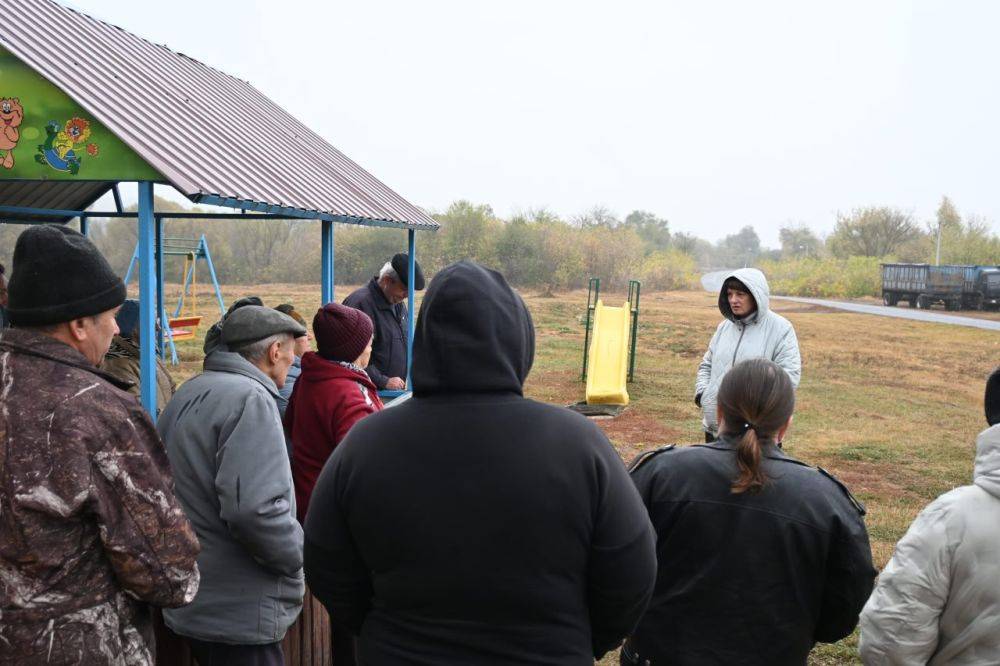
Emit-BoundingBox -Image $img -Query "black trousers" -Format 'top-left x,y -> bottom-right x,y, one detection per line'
189,638 -> 284,666
331,621 -> 358,666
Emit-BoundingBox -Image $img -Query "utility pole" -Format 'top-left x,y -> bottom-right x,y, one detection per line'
935,221 -> 942,266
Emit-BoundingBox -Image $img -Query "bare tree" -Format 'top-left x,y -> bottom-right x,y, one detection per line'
779,224 -> 823,259
828,207 -> 916,258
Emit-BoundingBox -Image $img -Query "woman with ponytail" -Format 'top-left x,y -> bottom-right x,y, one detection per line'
623,358 -> 876,666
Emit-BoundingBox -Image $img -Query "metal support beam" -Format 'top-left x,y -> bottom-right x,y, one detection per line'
123,246 -> 139,286
112,184 -> 124,213
136,182 -> 158,419
79,217 -> 89,236
406,229 -> 416,388
155,217 -> 166,358
200,235 -> 226,317
321,220 -> 334,304
0,206 -> 320,221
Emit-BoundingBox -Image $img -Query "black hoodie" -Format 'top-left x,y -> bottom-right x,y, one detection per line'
304,261 -> 657,665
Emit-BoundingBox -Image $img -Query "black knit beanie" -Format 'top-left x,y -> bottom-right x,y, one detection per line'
7,225 -> 126,326
986,367 -> 1000,427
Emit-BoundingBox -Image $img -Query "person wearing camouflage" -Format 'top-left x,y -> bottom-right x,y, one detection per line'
0,225 -> 201,665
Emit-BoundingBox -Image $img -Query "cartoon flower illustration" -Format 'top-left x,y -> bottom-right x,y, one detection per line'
86,143 -> 99,157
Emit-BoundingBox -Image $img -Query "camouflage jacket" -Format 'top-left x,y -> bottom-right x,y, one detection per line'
100,335 -> 176,415
0,328 -> 200,665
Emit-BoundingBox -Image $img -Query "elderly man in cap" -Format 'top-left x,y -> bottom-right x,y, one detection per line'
342,253 -> 424,391
158,305 -> 307,665
0,225 -> 200,665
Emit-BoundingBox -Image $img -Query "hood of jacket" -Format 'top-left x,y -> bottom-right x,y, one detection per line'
411,261 -> 534,396
974,422 -> 1000,498
202,349 -> 280,398
718,268 -> 771,322
298,351 -> 377,391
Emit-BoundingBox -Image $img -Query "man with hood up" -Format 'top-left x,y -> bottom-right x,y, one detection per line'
695,268 -> 801,441
303,261 -> 657,664
859,367 -> 1000,665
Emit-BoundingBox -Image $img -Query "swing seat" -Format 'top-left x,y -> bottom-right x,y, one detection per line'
168,315 -> 201,342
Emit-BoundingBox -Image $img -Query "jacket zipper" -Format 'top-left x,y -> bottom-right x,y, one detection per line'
731,324 -> 746,368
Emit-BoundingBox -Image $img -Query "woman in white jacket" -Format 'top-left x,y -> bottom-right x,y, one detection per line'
859,367 -> 1000,665
695,268 -> 801,441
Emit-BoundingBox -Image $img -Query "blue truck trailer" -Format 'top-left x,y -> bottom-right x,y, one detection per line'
882,263 -> 1000,310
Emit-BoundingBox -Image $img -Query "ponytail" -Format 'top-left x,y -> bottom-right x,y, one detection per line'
732,425 -> 766,494
717,359 -> 795,495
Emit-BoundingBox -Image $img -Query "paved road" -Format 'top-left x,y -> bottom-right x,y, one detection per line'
701,270 -> 1000,332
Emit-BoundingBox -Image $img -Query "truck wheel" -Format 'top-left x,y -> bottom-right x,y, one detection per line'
908,296 -> 917,308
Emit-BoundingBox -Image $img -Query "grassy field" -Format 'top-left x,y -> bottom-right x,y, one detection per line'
155,282 -> 997,664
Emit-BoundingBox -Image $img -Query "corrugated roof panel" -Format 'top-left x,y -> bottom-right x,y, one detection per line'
0,181 -> 111,221
0,0 -> 438,231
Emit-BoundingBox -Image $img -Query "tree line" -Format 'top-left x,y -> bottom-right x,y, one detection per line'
1,195 -> 998,296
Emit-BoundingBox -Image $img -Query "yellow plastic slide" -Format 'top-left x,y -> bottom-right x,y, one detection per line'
585,300 -> 631,405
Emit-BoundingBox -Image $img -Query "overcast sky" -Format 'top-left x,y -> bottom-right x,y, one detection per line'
68,0 -> 1000,246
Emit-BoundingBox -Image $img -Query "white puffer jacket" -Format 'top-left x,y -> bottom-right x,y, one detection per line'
695,268 -> 801,435
859,423 -> 1000,665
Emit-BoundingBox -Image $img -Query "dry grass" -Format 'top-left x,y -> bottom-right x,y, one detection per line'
150,282 -> 996,665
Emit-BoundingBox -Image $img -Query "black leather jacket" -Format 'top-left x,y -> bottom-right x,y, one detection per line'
626,438 -> 876,666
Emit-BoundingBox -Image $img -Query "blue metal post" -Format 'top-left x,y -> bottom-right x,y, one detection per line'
200,235 -> 226,317
155,217 -> 166,358
321,220 -> 334,304
406,229 -> 415,388
137,182 -> 158,418
79,216 -> 89,236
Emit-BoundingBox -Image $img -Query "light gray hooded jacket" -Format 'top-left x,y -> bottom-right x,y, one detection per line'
695,268 -> 801,435
158,350 -> 304,644
859,423 -> 1000,665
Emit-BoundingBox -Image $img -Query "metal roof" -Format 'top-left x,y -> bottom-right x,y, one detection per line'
0,0 -> 438,231
0,181 -> 112,222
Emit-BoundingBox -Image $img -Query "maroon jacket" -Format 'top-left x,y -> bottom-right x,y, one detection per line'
286,352 -> 383,521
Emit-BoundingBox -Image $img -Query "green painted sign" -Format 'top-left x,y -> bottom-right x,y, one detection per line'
0,46 -> 161,181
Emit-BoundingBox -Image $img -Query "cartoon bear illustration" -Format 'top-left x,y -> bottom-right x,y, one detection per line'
0,97 -> 24,169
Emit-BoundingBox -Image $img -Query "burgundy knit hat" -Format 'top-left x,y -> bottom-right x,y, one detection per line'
314,303 -> 374,363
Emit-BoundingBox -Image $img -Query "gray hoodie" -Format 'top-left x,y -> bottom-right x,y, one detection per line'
158,350 -> 304,644
860,423 -> 1000,665
695,268 -> 802,435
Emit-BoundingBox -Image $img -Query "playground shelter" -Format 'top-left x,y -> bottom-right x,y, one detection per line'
0,0 -> 439,418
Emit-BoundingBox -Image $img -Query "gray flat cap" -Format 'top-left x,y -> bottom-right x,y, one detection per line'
222,305 -> 307,348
